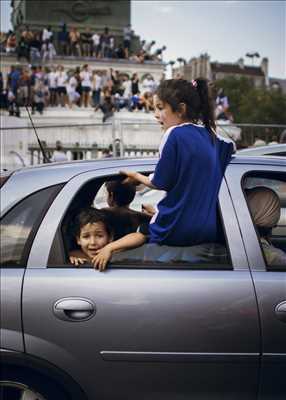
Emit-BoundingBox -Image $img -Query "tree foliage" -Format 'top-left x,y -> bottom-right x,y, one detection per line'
215,77 -> 286,125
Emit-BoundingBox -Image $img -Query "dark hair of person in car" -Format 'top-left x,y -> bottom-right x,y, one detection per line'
102,180 -> 151,241
155,78 -> 216,138
105,180 -> 136,207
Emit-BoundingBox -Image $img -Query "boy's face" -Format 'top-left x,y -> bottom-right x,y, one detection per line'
77,222 -> 111,259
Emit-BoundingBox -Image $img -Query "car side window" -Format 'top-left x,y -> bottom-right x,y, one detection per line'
0,185 -> 63,267
49,174 -> 232,270
243,172 -> 286,271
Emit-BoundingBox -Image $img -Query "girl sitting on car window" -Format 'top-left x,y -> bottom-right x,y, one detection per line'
121,78 -> 235,247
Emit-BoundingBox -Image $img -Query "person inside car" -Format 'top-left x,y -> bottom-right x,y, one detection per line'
102,179 -> 152,240
246,186 -> 286,266
69,207 -> 145,271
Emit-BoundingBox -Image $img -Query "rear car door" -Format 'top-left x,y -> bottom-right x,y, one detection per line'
225,162 -> 286,399
0,184 -> 63,355
23,165 -> 260,400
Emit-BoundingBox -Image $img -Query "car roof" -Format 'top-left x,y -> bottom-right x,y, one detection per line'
1,155 -> 285,217
238,144 -> 286,156
3,154 -> 286,183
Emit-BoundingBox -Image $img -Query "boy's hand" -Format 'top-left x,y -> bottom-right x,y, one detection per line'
69,256 -> 87,267
92,244 -> 113,272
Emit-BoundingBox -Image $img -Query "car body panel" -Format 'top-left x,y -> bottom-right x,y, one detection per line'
23,268 -> 260,400
22,163 -> 259,399
0,269 -> 25,352
1,156 -> 285,399
225,163 -> 286,398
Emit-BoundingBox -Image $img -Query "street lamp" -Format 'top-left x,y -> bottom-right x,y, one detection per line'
168,60 -> 175,77
245,52 -> 260,65
177,57 -> 186,65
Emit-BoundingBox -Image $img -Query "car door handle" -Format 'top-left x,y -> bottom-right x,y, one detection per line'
53,298 -> 96,322
275,301 -> 286,323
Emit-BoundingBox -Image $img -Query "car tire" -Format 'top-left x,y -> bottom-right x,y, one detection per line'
0,365 -> 69,400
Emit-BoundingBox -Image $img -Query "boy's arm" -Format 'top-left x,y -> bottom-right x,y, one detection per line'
120,171 -> 156,189
92,232 -> 146,271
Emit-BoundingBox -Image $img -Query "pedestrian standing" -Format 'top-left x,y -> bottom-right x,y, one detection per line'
123,24 -> 132,59
80,64 -> 92,107
7,65 -> 21,117
58,23 -> 69,56
48,66 -> 58,107
55,65 -> 68,107
91,31 -> 101,58
100,27 -> 110,58
51,140 -> 68,162
92,70 -> 102,108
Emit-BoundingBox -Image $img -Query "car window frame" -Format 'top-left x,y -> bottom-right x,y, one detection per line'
242,171 -> 286,272
0,184 -> 64,268
225,163 -> 286,272
28,164 -> 248,270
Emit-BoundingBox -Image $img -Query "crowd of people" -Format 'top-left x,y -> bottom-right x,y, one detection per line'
0,63 -> 161,119
0,24 -> 166,64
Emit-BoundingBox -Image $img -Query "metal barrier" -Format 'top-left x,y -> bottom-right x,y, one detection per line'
219,123 -> 286,148
1,121 -> 114,170
1,118 -> 285,170
119,121 -> 162,157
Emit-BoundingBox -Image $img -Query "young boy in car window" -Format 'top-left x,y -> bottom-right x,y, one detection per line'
69,207 -> 145,271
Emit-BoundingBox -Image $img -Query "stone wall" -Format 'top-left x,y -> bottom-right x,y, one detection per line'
0,53 -> 165,82
12,0 -> 130,34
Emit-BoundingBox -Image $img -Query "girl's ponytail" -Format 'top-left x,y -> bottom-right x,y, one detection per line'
194,78 -> 216,139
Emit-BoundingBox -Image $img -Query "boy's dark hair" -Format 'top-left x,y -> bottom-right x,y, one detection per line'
155,78 -> 216,138
105,180 -> 136,206
73,207 -> 112,238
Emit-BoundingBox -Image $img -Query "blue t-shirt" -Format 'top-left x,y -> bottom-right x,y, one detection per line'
149,123 -> 234,246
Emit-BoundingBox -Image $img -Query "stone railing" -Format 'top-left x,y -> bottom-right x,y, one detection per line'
0,52 -> 165,82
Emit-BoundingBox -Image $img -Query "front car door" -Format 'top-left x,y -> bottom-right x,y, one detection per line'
23,163 -> 260,400
225,160 -> 286,399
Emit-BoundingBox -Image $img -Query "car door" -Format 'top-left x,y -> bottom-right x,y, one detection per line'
0,184 -> 64,356
23,165 -> 260,400
225,163 -> 286,400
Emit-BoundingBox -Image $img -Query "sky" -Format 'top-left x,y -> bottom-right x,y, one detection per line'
1,0 -> 285,79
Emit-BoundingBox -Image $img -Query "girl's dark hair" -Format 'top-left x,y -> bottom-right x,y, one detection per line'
155,78 -> 216,138
73,207 -> 112,238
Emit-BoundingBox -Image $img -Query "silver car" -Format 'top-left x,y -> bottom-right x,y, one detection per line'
1,155 -> 286,400
238,143 -> 286,157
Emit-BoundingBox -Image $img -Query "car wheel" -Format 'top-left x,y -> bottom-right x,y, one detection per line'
0,366 -> 69,400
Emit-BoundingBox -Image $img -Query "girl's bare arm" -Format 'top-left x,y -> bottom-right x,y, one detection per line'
92,232 -> 147,271
120,170 -> 156,189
